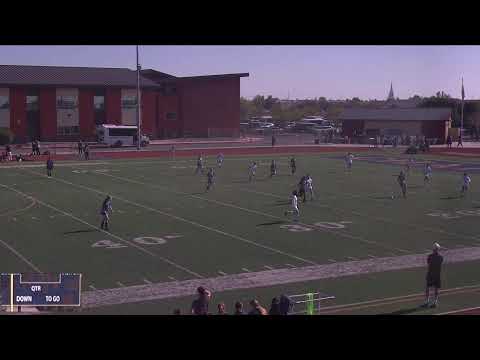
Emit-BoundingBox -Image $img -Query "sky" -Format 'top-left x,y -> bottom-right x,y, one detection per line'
0,45 -> 478,100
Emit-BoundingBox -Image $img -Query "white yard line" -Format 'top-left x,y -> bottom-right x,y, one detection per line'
143,279 -> 153,284
241,268 -> 251,272
0,182 -> 204,279
284,263 -> 296,268
218,271 -> 228,276
95,172 -> 407,255
116,282 -> 126,287
21,168 -> 317,266
81,247 -> 480,309
88,285 -> 97,291
0,238 -> 42,273
263,265 -> 275,270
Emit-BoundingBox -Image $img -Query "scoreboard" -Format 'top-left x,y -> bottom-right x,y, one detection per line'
0,273 -> 82,309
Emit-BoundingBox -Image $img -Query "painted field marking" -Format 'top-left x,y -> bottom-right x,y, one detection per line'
263,265 -> 275,270
284,263 -> 296,268
12,217 -> 17,221
347,256 -> 358,261
95,172 -> 406,256
0,238 -> 42,273
218,271 -> 228,276
116,281 -> 126,287
437,306 -> 480,315
168,276 -> 177,281
143,279 -> 153,284
31,216 -> 38,220
328,259 -> 337,263
0,182 -> 204,279
241,268 -> 251,272
0,198 -> 36,218
88,285 -> 97,291
367,254 -> 376,258
24,169 -> 317,266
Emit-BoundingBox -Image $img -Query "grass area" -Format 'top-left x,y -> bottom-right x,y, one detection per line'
1,149 -> 480,314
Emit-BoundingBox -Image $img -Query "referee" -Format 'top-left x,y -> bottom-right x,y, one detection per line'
423,243 -> 443,308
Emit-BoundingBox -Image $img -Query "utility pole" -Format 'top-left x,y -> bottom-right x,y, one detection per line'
136,45 -> 142,151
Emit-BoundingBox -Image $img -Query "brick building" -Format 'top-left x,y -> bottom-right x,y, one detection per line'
339,108 -> 452,143
0,65 -> 248,142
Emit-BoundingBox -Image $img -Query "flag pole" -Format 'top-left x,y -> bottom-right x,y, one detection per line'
461,77 -> 464,137
136,45 -> 142,151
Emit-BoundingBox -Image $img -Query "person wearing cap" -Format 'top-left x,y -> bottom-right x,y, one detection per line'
423,243 -> 444,308
191,286 -> 211,315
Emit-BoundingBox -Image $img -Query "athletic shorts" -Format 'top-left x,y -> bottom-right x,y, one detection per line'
426,275 -> 441,288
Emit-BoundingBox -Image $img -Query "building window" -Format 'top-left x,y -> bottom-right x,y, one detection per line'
166,112 -> 177,121
57,126 -> 79,136
26,95 -> 39,111
57,95 -> 77,109
94,95 -> 105,111
121,95 -> 137,108
0,96 -> 9,109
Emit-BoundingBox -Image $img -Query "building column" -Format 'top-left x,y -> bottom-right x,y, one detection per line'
105,88 -> 121,125
9,87 -> 27,141
39,88 -> 57,141
79,89 -> 95,140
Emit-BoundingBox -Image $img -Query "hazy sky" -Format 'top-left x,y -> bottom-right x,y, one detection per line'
0,45 -> 478,100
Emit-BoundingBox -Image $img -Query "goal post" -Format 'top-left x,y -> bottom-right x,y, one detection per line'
288,292 -> 335,315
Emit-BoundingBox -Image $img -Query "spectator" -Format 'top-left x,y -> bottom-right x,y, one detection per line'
233,301 -> 245,315
457,134 -> 463,148
35,140 -> 41,155
31,141 -> 36,156
422,243 -> 444,308
271,134 -> 276,147
217,302 -> 227,315
173,309 -> 181,315
191,286 -> 211,315
6,145 -> 12,161
84,143 -> 90,160
279,294 -> 293,315
78,140 -> 83,155
269,297 -> 281,315
446,135 -> 452,148
248,299 -> 267,315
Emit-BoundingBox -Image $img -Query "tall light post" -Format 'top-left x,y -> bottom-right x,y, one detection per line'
136,45 -> 142,151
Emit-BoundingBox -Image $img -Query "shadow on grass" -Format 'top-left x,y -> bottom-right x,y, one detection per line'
383,306 -> 426,315
64,229 -> 98,235
257,220 -> 287,226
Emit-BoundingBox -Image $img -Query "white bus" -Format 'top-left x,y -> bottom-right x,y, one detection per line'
96,125 -> 149,147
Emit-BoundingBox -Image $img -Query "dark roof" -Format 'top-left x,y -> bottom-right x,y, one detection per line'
177,73 -> 249,81
339,108 -> 452,121
140,69 -> 177,82
0,65 -> 161,88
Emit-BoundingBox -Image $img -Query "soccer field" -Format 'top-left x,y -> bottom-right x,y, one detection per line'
1,150 -> 480,314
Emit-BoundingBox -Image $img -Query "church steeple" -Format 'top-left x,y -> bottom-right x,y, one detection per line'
387,82 -> 395,101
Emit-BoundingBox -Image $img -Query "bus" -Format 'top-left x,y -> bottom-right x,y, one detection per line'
96,125 -> 149,147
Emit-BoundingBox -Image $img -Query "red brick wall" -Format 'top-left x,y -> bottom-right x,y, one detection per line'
342,120 -> 365,137
422,120 -> 448,143
9,87 -> 27,140
157,94 -> 180,138
39,88 -> 57,140
141,90 -> 157,137
105,88 -> 121,125
79,89 -> 95,140
179,78 -> 240,137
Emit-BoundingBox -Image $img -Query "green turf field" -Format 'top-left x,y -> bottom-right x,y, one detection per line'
1,150 -> 480,314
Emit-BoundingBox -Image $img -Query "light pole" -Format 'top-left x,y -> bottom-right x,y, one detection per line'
136,45 -> 142,151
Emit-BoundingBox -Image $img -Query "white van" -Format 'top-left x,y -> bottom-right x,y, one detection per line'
96,125 -> 149,147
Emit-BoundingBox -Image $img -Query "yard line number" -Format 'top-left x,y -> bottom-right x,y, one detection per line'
280,221 -> 352,233
427,209 -> 480,220
91,235 -> 182,250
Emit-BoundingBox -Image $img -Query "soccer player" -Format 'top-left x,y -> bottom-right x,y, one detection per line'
205,168 -> 215,192
306,174 -> 315,200
195,155 -> 204,175
422,243 -> 443,308
461,172 -> 471,196
77,140 -> 83,156
46,157 -> 54,177
397,170 -> 407,198
298,175 -> 307,203
216,153 -> 224,168
406,157 -> 415,176
84,143 -> 90,160
270,160 -> 277,178
424,163 -> 432,186
249,161 -> 257,182
345,152 -> 354,171
290,156 -> 297,175
284,190 -> 300,221
100,195 -> 113,231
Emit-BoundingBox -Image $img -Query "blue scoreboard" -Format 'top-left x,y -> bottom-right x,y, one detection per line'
0,273 -> 82,308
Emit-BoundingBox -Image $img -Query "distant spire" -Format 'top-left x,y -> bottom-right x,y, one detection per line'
387,82 -> 395,101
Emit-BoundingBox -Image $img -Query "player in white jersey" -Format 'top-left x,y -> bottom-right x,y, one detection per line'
195,155 -> 204,175
424,163 -> 432,186
284,191 -> 300,221
217,153 -> 224,168
406,157 -> 415,176
249,161 -> 257,182
461,172 -> 471,196
345,153 -> 354,171
306,174 -> 315,200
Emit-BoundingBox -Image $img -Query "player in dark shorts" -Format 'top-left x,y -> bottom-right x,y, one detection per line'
100,195 -> 113,231
77,140 -> 83,155
46,157 -> 54,177
290,156 -> 297,175
270,160 -> 277,177
423,243 -> 443,308
298,175 -> 307,203
195,155 -> 204,175
397,170 -> 407,198
205,168 -> 215,192
84,143 -> 90,160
